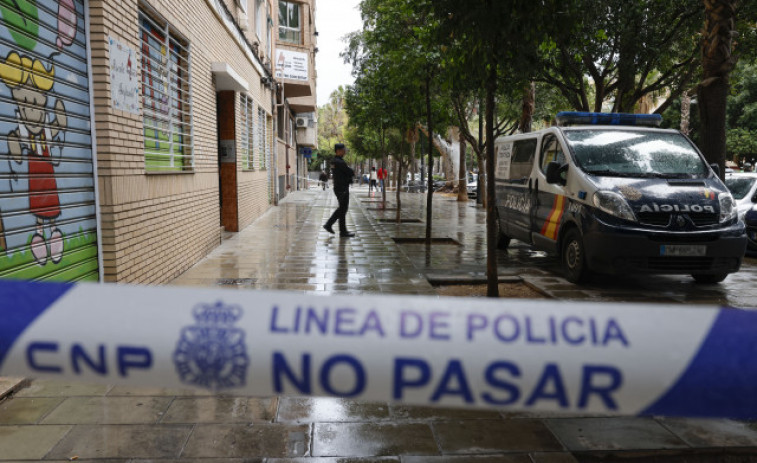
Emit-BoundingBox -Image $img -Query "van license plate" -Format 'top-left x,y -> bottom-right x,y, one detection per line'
660,245 -> 706,257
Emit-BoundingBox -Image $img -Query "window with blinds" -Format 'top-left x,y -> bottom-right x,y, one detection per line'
139,10 -> 193,172
240,95 -> 255,170
258,107 -> 267,170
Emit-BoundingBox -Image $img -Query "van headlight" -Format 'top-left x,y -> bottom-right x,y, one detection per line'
719,193 -> 737,223
593,191 -> 636,222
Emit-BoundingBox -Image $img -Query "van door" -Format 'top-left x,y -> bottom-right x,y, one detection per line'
498,138 -> 538,242
531,133 -> 569,253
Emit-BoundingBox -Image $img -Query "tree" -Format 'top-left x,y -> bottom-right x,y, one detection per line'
536,0 -> 701,114
433,0 -> 565,297
345,0 -> 450,237
318,87 -> 349,149
698,0 -> 738,178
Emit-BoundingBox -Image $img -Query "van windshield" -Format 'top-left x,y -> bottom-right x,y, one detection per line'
563,129 -> 709,179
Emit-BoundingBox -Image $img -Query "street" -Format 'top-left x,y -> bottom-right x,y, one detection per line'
1,186 -> 756,462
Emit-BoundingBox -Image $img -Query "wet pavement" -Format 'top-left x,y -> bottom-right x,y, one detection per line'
2,185 -> 757,461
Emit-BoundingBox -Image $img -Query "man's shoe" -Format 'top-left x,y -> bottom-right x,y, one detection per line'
323,225 -> 335,234
340,232 -> 355,238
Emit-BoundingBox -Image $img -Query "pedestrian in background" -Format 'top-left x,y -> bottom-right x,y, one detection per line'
378,166 -> 387,193
323,143 -> 355,237
369,166 -> 378,194
319,170 -> 329,190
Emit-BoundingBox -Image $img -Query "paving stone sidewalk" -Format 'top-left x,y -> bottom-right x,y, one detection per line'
2,186 -> 756,462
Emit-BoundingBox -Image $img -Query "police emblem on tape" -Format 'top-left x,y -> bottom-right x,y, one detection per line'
173,301 -> 249,390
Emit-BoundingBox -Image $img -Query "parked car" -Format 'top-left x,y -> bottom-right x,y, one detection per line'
744,205 -> 757,253
724,172 -> 757,222
494,111 -> 746,284
467,173 -> 478,198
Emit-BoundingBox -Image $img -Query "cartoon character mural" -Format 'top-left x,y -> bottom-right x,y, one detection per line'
0,0 -> 98,280
0,51 -> 68,265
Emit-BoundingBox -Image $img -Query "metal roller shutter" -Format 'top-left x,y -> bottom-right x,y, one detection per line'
0,0 -> 98,281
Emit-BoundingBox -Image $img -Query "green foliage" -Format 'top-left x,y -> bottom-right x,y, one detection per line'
535,0 -> 701,113
728,62 -> 757,131
727,128 -> 757,161
318,86 -> 350,153
343,0 -> 451,162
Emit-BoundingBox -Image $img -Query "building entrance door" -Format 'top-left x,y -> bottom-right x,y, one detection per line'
217,91 -> 238,232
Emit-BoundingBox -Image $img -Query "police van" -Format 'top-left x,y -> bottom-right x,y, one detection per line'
495,112 -> 747,284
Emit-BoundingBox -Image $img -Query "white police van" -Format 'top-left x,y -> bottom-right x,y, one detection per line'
495,112 -> 747,284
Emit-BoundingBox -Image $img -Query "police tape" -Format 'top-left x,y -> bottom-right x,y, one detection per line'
1,279 -> 756,419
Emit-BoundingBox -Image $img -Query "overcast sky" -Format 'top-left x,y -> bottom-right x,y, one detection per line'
315,0 -> 362,107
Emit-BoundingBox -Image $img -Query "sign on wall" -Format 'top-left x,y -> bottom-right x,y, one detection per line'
109,36 -> 140,114
275,49 -> 308,81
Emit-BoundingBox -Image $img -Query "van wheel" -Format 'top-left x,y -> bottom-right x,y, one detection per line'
495,212 -> 511,249
691,273 -> 728,284
497,231 -> 511,249
562,228 -> 589,284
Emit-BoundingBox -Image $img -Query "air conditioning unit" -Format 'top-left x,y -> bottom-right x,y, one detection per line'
296,117 -> 307,127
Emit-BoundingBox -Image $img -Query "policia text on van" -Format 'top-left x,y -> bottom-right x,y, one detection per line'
494,112 -> 747,284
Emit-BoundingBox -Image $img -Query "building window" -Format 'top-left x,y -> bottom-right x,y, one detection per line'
266,113 -> 272,170
267,10 -> 273,58
140,11 -> 193,172
278,1 -> 300,44
240,94 -> 255,170
256,0 -> 265,39
258,107 -> 267,169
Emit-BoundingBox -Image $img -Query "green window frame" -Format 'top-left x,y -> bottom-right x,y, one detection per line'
140,10 -> 193,172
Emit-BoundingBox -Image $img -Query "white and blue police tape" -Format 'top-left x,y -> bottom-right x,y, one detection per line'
1,279 -> 756,419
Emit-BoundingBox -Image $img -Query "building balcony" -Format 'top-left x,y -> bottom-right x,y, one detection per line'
288,94 -> 316,114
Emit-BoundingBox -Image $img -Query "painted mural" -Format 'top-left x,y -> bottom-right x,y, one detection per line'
0,0 -> 98,281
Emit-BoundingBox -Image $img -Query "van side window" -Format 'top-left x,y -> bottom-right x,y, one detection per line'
540,134 -> 566,174
509,139 -> 537,181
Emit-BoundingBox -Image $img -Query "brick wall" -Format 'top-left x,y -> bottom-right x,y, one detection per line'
91,0 -> 274,283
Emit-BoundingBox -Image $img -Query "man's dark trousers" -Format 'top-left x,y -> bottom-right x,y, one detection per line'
325,189 -> 349,233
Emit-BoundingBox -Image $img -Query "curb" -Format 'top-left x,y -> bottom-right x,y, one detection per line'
0,377 -> 29,401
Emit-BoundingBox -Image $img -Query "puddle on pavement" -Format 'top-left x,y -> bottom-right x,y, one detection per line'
377,218 -> 423,223
393,237 -> 461,245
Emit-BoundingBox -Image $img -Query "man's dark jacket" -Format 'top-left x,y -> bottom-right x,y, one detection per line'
330,156 -> 354,192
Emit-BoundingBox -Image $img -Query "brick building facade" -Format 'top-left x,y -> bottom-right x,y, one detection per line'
0,0 -> 317,284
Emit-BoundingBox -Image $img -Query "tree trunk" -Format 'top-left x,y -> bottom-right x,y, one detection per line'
698,0 -> 736,180
478,155 -> 486,208
425,74 -> 434,244
519,82 -> 535,133
392,156 -> 398,189
485,63 -> 499,298
407,127 -> 418,182
458,138 -> 468,202
680,91 -> 691,135
381,127 -> 388,206
396,155 -> 402,223
442,146 -> 454,189
478,97 -> 486,209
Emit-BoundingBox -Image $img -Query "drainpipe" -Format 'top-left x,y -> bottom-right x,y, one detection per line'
276,82 -> 289,195
271,82 -> 281,205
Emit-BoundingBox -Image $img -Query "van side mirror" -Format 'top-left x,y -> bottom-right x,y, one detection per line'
710,163 -> 720,177
546,161 -> 567,185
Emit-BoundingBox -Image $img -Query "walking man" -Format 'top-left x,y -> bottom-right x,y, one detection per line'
323,143 -> 355,237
